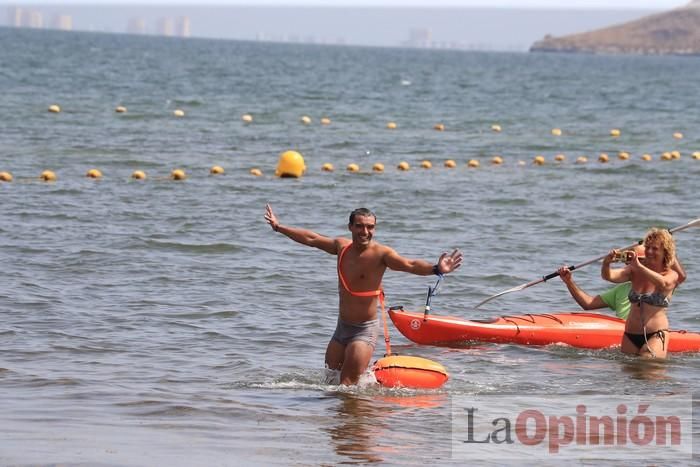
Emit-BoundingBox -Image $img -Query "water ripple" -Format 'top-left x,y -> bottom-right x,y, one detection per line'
2,27 -> 699,467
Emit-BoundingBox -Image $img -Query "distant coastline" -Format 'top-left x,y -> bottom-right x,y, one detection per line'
3,5 -> 660,52
530,1 -> 700,56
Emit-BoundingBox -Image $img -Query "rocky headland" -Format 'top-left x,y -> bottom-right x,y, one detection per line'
530,0 -> 700,55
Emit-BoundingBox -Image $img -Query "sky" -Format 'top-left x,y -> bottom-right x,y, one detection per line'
0,0 -> 691,8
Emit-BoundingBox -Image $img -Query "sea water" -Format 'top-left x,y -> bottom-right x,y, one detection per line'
1,27 -> 700,465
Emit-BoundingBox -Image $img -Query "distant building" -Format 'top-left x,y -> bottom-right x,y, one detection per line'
406,28 -> 432,48
7,6 -> 22,27
27,9 -> 43,28
401,28 -> 474,50
8,7 -> 45,28
176,16 -> 191,37
156,17 -> 174,37
127,17 -> 146,35
52,14 -> 73,31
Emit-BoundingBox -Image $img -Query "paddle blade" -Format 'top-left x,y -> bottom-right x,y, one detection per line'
474,284 -> 527,309
672,218 -> 700,232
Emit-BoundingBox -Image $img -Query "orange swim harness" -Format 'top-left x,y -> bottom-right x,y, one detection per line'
337,242 -> 392,355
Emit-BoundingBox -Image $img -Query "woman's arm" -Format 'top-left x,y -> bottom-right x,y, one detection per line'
629,255 -> 679,291
558,267 -> 607,310
601,250 -> 631,283
672,257 -> 686,286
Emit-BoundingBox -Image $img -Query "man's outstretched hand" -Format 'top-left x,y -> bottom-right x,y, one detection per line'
437,249 -> 463,274
265,204 -> 280,232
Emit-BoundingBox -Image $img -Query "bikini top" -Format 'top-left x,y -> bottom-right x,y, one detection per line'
628,290 -> 671,308
337,242 -> 383,298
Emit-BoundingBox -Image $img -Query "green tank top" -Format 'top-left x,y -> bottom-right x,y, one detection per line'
599,282 -> 632,320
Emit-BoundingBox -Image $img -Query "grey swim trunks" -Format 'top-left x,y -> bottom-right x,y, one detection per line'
331,318 -> 379,350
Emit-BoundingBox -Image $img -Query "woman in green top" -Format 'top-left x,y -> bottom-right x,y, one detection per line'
557,245 -> 646,319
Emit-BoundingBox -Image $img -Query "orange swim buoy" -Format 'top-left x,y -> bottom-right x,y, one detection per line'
372,355 -> 449,389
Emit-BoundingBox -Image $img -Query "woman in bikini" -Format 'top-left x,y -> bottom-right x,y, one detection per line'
601,228 -> 679,359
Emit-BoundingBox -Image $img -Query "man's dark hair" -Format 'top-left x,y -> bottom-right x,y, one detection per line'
349,208 -> 376,225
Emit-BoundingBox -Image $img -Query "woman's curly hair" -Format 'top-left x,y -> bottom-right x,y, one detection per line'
644,228 -> 676,269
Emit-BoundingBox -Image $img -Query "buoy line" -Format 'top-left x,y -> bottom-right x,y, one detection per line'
3,140 -> 696,185
2,151 -> 696,185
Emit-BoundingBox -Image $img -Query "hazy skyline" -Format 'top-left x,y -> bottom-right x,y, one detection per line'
2,3 -> 678,51
0,0 -> 690,8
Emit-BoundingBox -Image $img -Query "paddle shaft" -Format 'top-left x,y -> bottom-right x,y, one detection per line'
475,217 -> 700,308
423,276 -> 443,319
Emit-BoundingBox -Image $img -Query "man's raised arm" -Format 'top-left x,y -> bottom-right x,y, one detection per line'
384,248 -> 462,276
264,204 -> 338,255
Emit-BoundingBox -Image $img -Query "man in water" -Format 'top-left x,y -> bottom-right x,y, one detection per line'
264,204 -> 462,385
557,244 -> 685,319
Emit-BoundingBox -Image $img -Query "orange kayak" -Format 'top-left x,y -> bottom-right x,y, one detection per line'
388,308 -> 700,352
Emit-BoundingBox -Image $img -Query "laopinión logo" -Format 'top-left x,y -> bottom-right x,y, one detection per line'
451,394 -> 692,461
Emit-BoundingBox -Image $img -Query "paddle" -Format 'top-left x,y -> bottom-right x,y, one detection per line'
422,275 -> 443,319
474,217 -> 700,309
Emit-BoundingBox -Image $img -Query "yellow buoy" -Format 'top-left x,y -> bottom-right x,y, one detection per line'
491,124 -> 502,133
641,154 -> 653,161
673,132 -> 683,140
692,152 -> 700,160
321,163 -> 334,172
250,168 -> 263,177
131,170 -> 147,180
241,114 -> 253,123
610,129 -> 621,137
40,170 -> 57,181
48,104 -> 61,113
551,128 -> 562,136
618,151 -> 630,160
397,161 -> 410,171
210,165 -> 225,175
434,123 -> 445,131
320,117 -> 331,125
468,159 -> 480,168
173,109 -> 185,117
115,105 -> 127,113
671,151 -> 681,160
300,115 -> 312,125
171,169 -> 187,180
533,155 -> 545,165
0,171 -> 13,182
86,168 -> 102,179
348,163 -> 361,173
598,153 -> 609,163
444,159 -> 456,168
371,163 -> 384,172
420,160 -> 432,169
275,150 -> 305,178
387,121 -> 397,130
576,156 -> 588,164
491,156 -> 503,165
554,154 -> 566,162
661,152 -> 672,161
